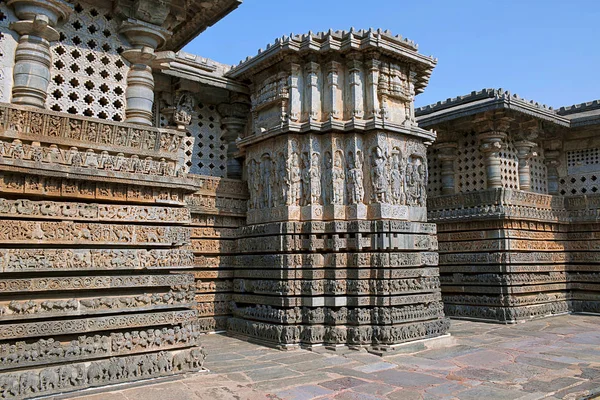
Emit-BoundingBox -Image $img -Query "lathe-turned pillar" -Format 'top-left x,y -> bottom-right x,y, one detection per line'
8,0 -> 72,107
514,140 -> 538,191
119,20 -> 170,126
479,131 -> 507,189
435,142 -> 458,195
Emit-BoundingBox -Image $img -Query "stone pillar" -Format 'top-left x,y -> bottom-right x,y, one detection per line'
346,52 -> 364,119
120,20 -> 170,126
545,157 -> 560,195
8,0 -> 72,107
514,140 -> 537,191
218,96 -> 250,179
435,142 -> 458,195
365,54 -> 380,119
479,132 -> 507,189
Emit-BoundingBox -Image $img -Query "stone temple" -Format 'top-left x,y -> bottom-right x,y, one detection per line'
0,0 -> 597,397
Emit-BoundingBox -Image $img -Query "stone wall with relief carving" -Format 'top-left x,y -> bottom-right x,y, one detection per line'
226,29 -> 449,349
185,175 -> 247,333
0,102 -> 205,398
428,189 -> 600,322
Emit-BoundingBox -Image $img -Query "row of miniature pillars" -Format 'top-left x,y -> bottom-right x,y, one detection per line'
434,132 -> 559,194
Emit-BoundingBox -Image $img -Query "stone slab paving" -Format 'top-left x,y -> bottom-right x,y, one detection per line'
68,315 -> 600,400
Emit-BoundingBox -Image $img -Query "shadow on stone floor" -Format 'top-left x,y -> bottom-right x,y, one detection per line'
67,315 -> 600,400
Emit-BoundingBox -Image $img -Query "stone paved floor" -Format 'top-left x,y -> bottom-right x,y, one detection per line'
69,315 -> 600,400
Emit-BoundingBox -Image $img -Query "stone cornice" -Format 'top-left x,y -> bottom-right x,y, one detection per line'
416,88 -> 600,129
226,28 -> 437,95
428,189 -> 600,224
415,88 -> 570,128
153,51 -> 249,94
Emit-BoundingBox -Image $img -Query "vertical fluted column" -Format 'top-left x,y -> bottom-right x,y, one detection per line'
119,20 -> 170,126
365,54 -> 380,120
218,96 -> 250,179
8,0 -> 72,107
325,61 -> 341,120
515,140 -> 537,191
288,59 -> 302,122
304,61 -> 321,122
435,142 -> 458,195
346,52 -> 364,119
479,132 -> 507,189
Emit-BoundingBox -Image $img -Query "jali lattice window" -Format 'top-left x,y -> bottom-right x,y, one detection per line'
530,149 -> 547,194
499,140 -> 519,189
456,131 -> 485,193
426,146 -> 443,196
188,102 -> 227,177
47,2 -> 130,121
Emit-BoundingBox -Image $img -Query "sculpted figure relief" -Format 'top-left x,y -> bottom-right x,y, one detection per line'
324,152 -> 333,205
390,152 -> 406,205
347,150 -> 364,205
300,152 -> 311,206
309,153 -> 322,205
287,152 -> 301,206
371,146 -> 388,204
406,155 -> 427,206
332,151 -> 345,205
174,93 -> 194,127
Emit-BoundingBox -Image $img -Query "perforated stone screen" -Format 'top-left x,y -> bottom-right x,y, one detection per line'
500,140 -> 519,189
530,149 -> 548,194
46,2 -> 130,121
567,148 -> 600,175
426,146 -> 443,196
456,131 -> 486,192
188,102 -> 226,177
559,173 -> 600,196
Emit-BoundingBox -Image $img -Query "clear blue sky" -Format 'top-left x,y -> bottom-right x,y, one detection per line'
184,0 -> 600,109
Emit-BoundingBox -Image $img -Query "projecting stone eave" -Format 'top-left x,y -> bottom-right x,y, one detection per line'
166,0 -> 242,51
225,28 -> 437,94
415,88 -> 570,128
557,100 -> 600,128
153,50 -> 249,94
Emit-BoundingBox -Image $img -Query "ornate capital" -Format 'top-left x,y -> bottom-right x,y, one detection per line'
478,132 -> 506,154
434,141 -> 458,162
119,18 -> 172,50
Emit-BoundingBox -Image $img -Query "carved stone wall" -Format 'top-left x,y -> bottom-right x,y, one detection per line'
0,103 -> 204,398
226,29 -> 449,349
185,175 -> 247,333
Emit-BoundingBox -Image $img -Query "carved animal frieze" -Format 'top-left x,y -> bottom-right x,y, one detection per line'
0,347 -> 205,398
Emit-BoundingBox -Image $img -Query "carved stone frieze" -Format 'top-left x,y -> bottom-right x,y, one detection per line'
0,198 -> 190,223
0,248 -> 195,272
0,172 -> 189,202
0,220 -> 189,245
0,347 -> 205,398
